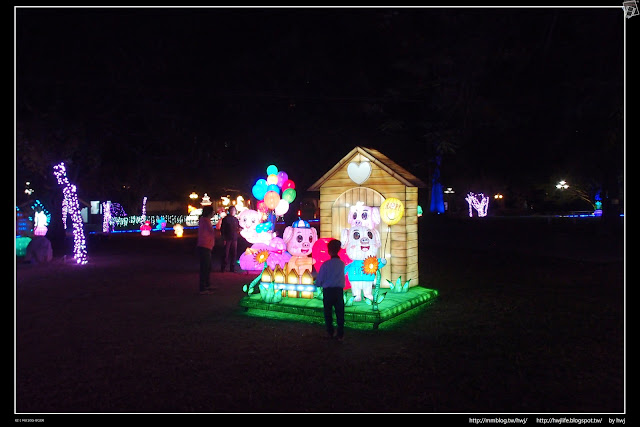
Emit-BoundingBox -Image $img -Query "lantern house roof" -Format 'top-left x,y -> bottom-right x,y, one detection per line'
307,146 -> 427,191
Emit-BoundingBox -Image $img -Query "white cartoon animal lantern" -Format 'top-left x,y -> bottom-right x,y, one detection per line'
341,224 -> 387,302
238,208 -> 274,244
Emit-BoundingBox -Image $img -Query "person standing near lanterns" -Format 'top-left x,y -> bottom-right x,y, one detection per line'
197,205 -> 216,294
315,238 -> 346,341
221,205 -> 240,272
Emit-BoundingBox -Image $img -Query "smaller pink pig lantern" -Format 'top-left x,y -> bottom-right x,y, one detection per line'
140,220 -> 152,236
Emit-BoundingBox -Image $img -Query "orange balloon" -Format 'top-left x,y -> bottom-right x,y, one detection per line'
263,191 -> 280,210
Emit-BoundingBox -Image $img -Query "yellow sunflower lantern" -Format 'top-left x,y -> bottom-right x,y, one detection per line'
380,197 -> 404,226
254,249 -> 270,265
362,255 -> 379,275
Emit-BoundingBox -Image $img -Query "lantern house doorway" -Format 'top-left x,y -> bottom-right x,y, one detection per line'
332,187 -> 391,286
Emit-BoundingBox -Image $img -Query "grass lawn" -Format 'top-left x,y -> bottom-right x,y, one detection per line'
15,215 -> 624,414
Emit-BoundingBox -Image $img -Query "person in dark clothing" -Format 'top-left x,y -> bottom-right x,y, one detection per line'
220,206 -> 240,272
314,238 -> 346,340
197,205 -> 216,294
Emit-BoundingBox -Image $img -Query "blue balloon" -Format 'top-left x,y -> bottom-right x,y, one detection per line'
252,184 -> 266,200
252,179 -> 268,200
266,184 -> 280,195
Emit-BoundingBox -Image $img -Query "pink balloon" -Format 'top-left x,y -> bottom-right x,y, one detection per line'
256,200 -> 268,213
282,179 -> 296,191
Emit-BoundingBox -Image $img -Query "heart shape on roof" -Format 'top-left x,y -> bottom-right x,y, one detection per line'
347,161 -> 372,185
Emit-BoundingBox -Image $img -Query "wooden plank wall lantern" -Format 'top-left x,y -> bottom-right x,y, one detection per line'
307,147 -> 427,287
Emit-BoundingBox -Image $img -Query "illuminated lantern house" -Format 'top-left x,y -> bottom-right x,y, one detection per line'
308,146 -> 426,287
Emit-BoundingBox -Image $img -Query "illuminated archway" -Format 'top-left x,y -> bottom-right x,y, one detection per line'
332,187 -> 390,285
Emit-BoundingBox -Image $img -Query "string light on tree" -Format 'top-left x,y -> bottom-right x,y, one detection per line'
102,201 -> 112,233
465,192 -> 489,217
53,162 -> 88,264
140,196 -> 148,223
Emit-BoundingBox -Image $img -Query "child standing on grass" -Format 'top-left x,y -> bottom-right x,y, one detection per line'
314,239 -> 346,341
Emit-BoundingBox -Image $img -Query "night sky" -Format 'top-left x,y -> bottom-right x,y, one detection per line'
15,6 -> 627,213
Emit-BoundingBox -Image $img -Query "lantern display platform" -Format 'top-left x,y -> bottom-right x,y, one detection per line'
239,286 -> 438,330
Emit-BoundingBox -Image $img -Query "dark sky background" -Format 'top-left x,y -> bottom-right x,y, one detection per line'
15,6 -> 627,213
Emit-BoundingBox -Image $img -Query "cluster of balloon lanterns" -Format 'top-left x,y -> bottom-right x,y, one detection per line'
252,164 -> 297,217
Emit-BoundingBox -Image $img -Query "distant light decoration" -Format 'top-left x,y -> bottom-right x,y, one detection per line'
465,192 -> 489,217
141,196 -> 148,222
102,201 -> 112,233
53,162 -> 88,264
189,192 -> 199,200
201,193 -> 212,206
33,211 -> 48,236
235,196 -> 247,213
173,223 -> 184,237
494,193 -> 503,199
594,192 -> 603,216
155,216 -> 167,232
16,236 -> 31,257
380,197 -> 404,226
24,181 -> 34,196
140,220 -> 152,236
556,180 -> 569,190
444,187 -> 455,194
30,200 -> 51,225
30,200 -> 51,236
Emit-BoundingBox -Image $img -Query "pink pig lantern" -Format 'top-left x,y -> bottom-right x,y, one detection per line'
282,218 -> 317,278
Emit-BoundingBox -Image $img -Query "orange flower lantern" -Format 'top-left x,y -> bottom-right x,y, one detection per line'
362,255 -> 379,275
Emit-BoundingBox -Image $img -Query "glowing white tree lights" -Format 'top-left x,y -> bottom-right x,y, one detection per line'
465,192 -> 489,217
141,196 -> 148,223
53,162 -> 88,264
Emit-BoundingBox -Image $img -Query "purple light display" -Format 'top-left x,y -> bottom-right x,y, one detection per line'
53,162 -> 88,264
